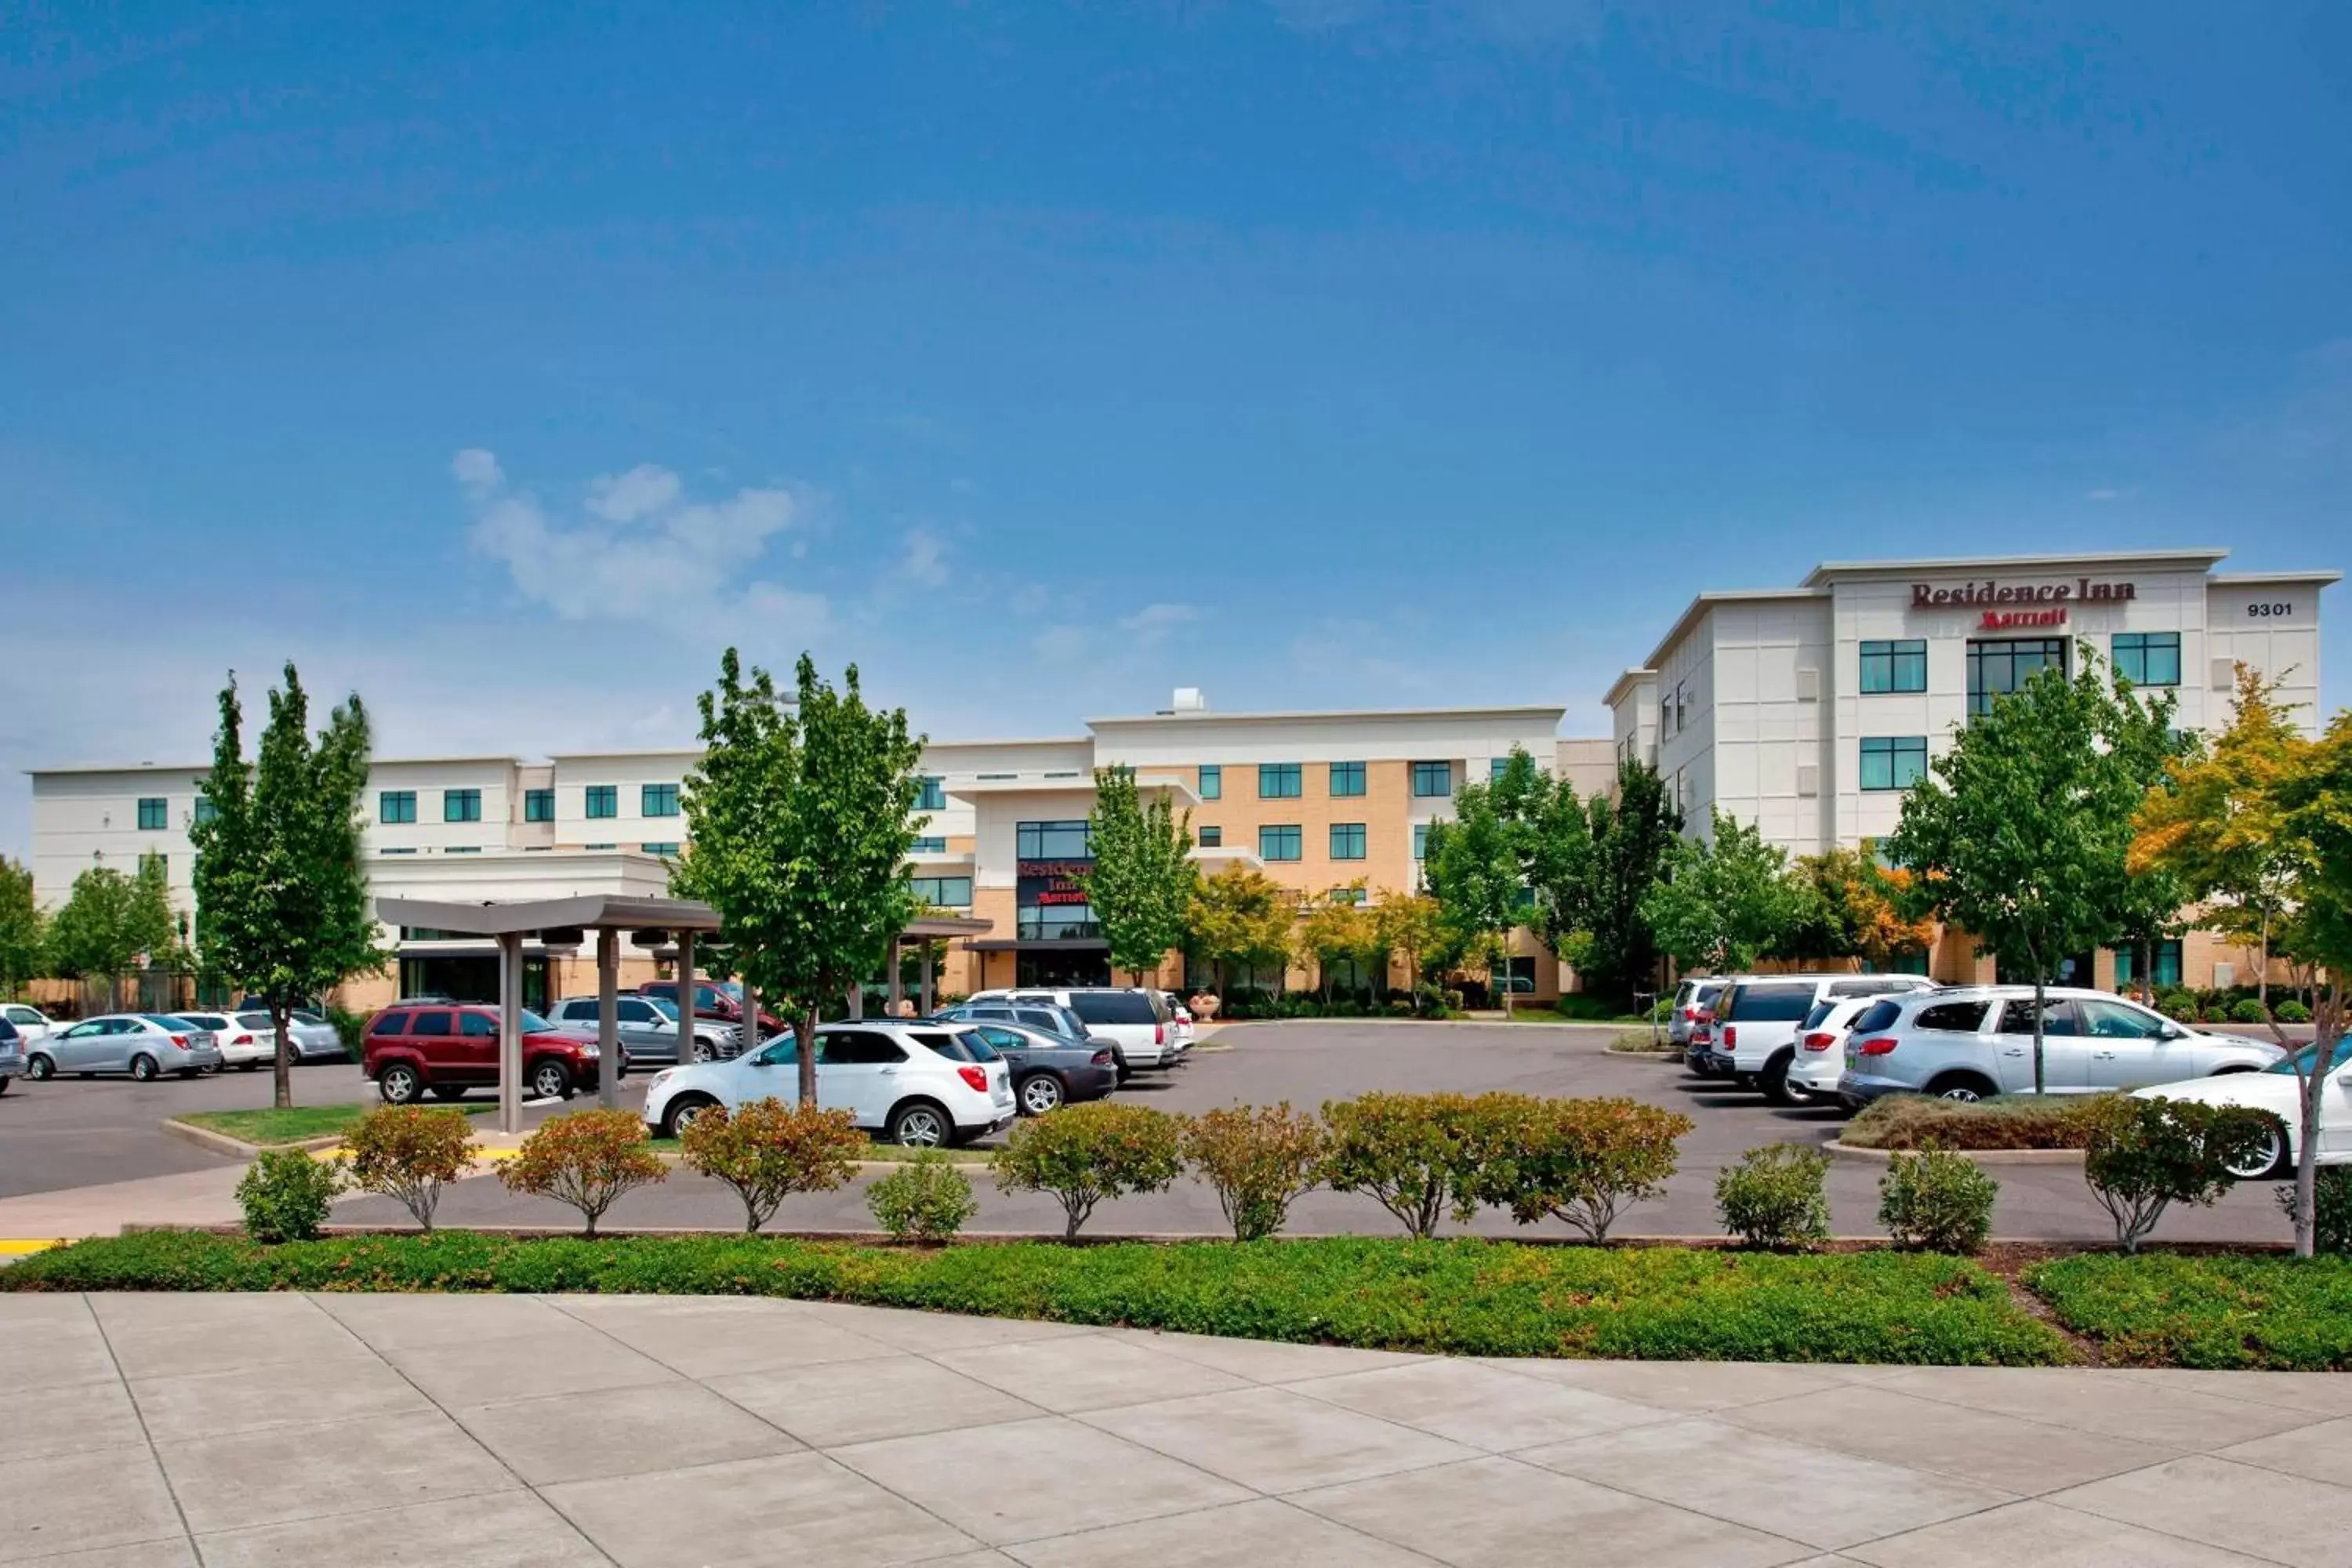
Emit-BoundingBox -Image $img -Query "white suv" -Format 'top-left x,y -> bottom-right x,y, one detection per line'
968,988 -> 1183,1074
1707,974 -> 1940,1104
642,1020 -> 1014,1147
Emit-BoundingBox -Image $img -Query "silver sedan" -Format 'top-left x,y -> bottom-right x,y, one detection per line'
25,1014 -> 226,1080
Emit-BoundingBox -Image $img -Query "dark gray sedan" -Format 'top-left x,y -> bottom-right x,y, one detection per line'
945,1019 -> 1120,1116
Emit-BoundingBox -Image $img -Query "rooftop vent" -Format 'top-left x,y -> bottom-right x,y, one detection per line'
1171,687 -> 1208,713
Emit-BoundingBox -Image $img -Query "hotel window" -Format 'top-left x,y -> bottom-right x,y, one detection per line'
641,842 -> 680,857
379,790 -> 417,825
1258,763 -> 1301,799
1860,737 -> 1929,791
2115,939 -> 2184,991
584,785 -> 618,819
379,847 -> 417,855
1410,760 -> 1453,798
1328,761 -> 1366,797
585,843 -> 616,851
193,797 -> 217,826
445,845 -> 481,854
2113,632 -> 2181,688
1490,757 -> 1511,781
1198,826 -> 1222,848
1016,819 -> 1092,859
136,797 -> 168,831
442,789 -> 481,824
910,874 -> 974,908
524,789 -> 554,822
642,782 -> 681,818
1330,886 -> 1367,906
1860,638 -> 1928,695
915,775 -> 946,811
1330,823 -> 1367,860
1258,825 -> 1302,862
1197,765 -> 1221,800
910,836 -> 947,855
1966,637 -> 2067,717
1412,824 -> 1429,861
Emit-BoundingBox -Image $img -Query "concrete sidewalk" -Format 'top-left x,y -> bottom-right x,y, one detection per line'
5,1293 -> 2350,1566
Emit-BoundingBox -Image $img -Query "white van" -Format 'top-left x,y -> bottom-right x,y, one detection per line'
967,987 -> 1183,1075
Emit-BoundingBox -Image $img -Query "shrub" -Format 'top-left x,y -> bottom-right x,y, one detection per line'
678,1098 -> 865,1233
991,1102 -> 1185,1240
2275,1000 -> 2312,1024
1877,1144 -> 1998,1254
1842,1094 -> 2105,1152
1319,1092 -> 1495,1240
2077,1095 -> 2276,1254
2158,992 -> 2200,1022
2200,1004 -> 2233,1024
1472,1097 -> 1690,1242
325,1005 -> 368,1058
2278,1167 -> 2352,1257
1182,1103 -> 1327,1242
344,1105 -> 478,1232
2229,998 -> 2271,1025
234,1149 -> 345,1243
1715,1143 -> 1831,1250
867,1152 -> 979,1243
499,1109 -> 667,1238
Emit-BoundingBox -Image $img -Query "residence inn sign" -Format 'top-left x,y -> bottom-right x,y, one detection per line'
1912,575 -> 2137,630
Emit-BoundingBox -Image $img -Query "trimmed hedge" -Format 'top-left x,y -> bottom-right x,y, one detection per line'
1842,1094 -> 2103,1152
0,1231 -> 2068,1365
2026,1253 -> 2352,1370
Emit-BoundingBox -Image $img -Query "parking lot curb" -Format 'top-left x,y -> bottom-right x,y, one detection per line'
158,1119 -> 347,1160
1825,1140 -> 2085,1165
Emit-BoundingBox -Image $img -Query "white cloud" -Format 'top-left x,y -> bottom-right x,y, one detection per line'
1116,602 -> 1206,648
2084,487 -> 2122,502
901,527 -> 949,586
455,448 -> 812,626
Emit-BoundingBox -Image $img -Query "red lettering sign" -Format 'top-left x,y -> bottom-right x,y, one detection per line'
1978,607 -> 2068,630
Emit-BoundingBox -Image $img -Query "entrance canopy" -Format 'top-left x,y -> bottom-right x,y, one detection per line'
373,895 -> 722,1132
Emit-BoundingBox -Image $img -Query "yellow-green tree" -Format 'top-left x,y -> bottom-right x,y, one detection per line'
1185,863 -> 1295,996
1297,884 -> 1382,1001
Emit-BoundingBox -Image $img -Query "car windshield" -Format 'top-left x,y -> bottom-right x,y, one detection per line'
141,1015 -> 191,1031
520,1009 -> 554,1032
236,1013 -> 275,1029
2267,1040 -> 2352,1076
644,996 -> 680,1021
292,1011 -> 326,1025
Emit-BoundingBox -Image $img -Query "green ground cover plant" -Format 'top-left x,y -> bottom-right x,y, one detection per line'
2025,1253 -> 2352,1370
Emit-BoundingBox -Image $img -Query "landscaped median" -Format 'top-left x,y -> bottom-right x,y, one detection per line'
165,1102 -> 500,1152
2024,1252 -> 2352,1370
0,1229 -> 2070,1365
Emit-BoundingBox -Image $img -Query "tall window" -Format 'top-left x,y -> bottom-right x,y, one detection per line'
1258,763 -> 1301,799
379,790 -> 417,825
584,785 -> 618,819
136,797 -> 168,831
2115,939 -> 2184,990
1490,757 -> 1511,780
524,789 -> 554,822
1330,822 -> 1367,860
1967,637 -> 2067,716
641,783 -> 681,818
1016,820 -> 1092,858
1197,765 -> 1221,800
1328,761 -> 1366,797
1198,825 -> 1222,848
1860,638 -> 1928,694
1859,736 -> 1929,791
1259,825 -> 1302,862
443,789 -> 482,823
1413,824 -> 1429,860
1410,760 -> 1452,798
2113,631 -> 2181,688
910,874 -> 973,907
193,797 -> 217,826
909,836 -> 946,855
915,776 -> 947,811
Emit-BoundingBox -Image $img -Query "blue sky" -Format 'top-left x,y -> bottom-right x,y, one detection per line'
4,2 -> 2347,854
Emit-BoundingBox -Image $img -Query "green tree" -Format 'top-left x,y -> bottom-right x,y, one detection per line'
674,652 -> 925,1106
1371,890 -> 1446,998
1085,766 -> 1196,984
1784,847 -> 1936,970
1642,810 -> 1805,975
1185,862 -> 1294,995
191,664 -> 379,1109
1488,746 -> 1595,951
1562,760 -> 1682,1004
1882,656 -> 2140,1094
1422,775 -> 1527,1011
49,866 -> 173,1008
0,857 -> 41,1000
1297,884 -> 1381,1001
2103,675 -> 2194,1003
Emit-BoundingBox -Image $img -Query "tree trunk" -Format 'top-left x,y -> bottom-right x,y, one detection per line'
271,998 -> 294,1110
795,1003 -> 818,1108
2292,984 -> 2343,1258
2258,913 -> 2271,1010
2031,973 -> 2047,1096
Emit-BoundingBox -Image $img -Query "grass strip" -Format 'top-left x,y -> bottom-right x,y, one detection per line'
3,1231 -> 2067,1366
172,1103 -> 499,1147
2024,1253 -> 2352,1370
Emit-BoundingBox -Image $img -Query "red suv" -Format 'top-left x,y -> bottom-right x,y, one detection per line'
639,980 -> 785,1036
362,1004 -> 602,1105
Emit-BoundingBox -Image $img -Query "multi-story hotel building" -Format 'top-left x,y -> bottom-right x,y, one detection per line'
27,692 -> 1615,1011
1607,549 -> 2337,992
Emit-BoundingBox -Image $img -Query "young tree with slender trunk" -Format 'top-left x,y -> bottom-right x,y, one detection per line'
0,858 -> 45,1001
48,865 -> 176,1011
1185,863 -> 1294,997
1422,776 -> 1526,1011
1642,810 -> 1806,975
1562,760 -> 1683,1004
1085,766 -> 1196,985
190,665 -> 379,1109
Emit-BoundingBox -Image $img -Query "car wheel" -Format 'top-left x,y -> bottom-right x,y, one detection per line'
530,1059 -> 574,1101
129,1054 -> 159,1082
1926,1072 -> 1996,1102
887,1100 -> 951,1148
691,1039 -> 715,1064
1018,1073 -> 1065,1116
660,1093 -> 719,1139
2224,1114 -> 2289,1181
378,1063 -> 423,1104
25,1054 -> 53,1081
1759,1051 -> 1804,1107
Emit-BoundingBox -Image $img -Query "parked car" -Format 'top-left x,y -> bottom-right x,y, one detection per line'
170,1012 -> 274,1071
933,999 -> 1112,1071
283,1011 -> 350,1062
0,1017 -> 23,1093
361,1004 -> 603,1104
1784,996 -> 1880,1103
1667,978 -> 1725,1051
23,1014 -> 226,1080
945,1018 -> 1120,1115
967,987 -> 1181,1075
1703,975 -> 1941,1103
642,1019 -> 1015,1146
1837,985 -> 2285,1106
638,979 -> 786,1037
2,1004 -> 56,1044
2132,1038 -> 2352,1179
548,994 -> 738,1065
